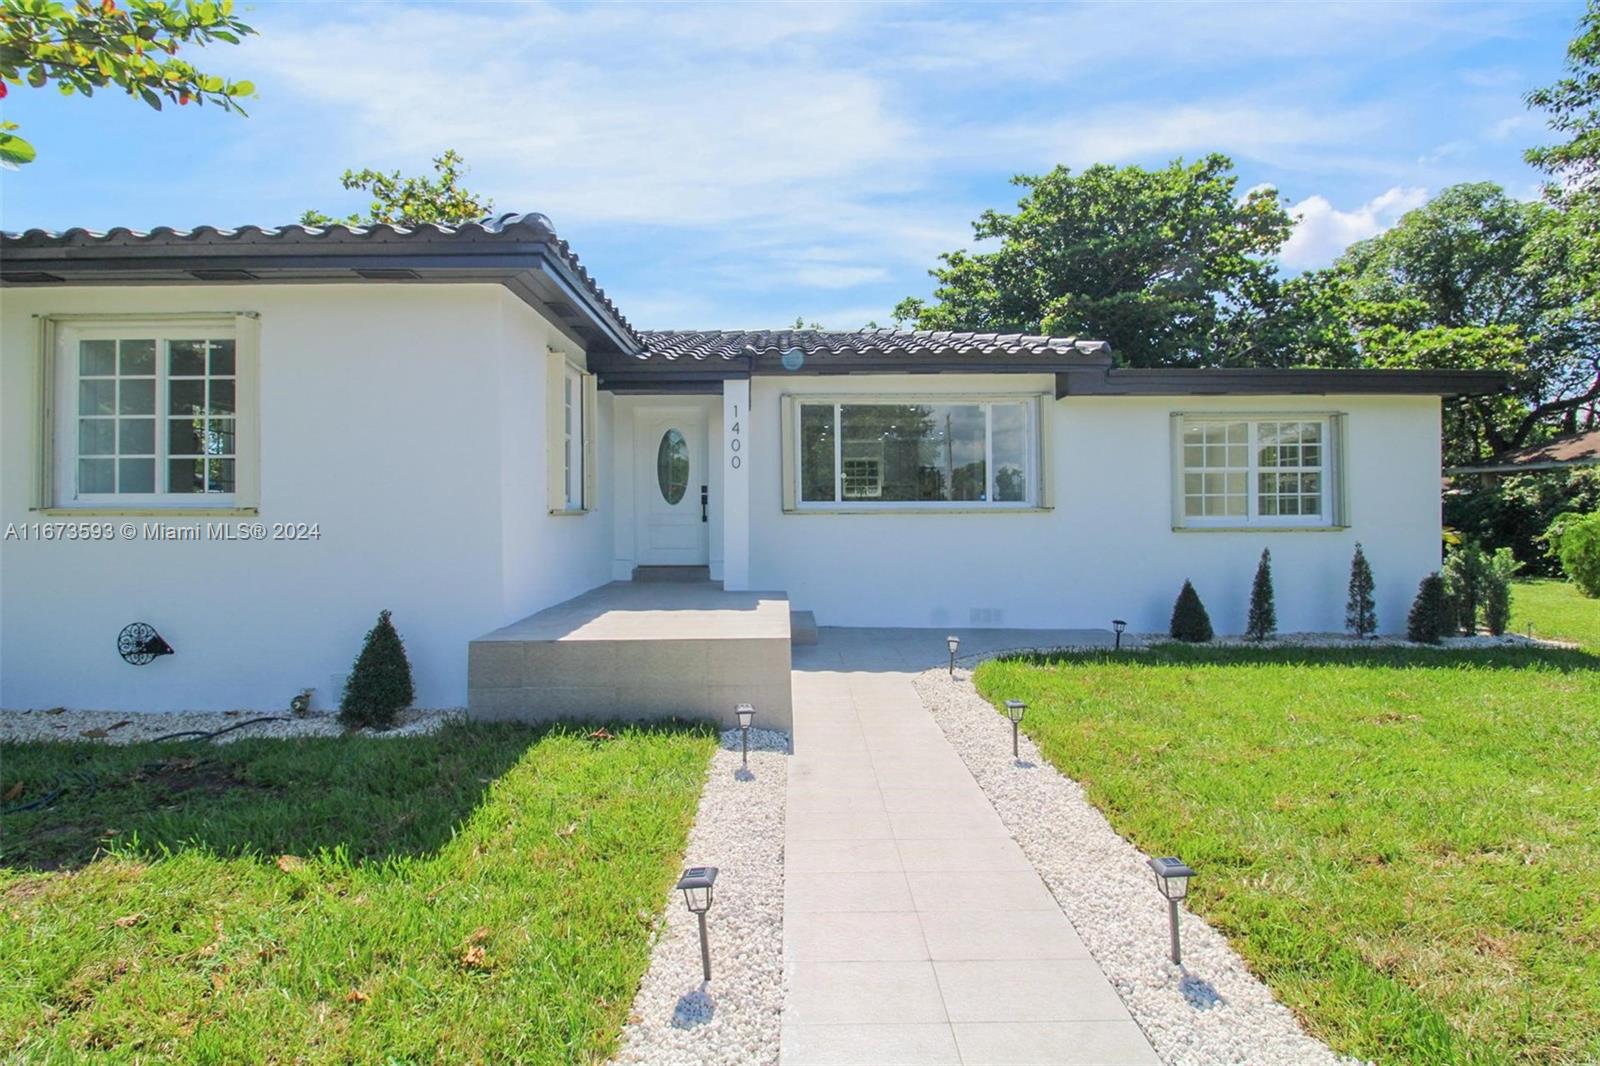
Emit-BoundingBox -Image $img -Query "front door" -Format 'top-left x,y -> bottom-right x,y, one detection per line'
636,410 -> 709,565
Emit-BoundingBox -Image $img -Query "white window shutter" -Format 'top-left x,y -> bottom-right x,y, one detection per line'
1329,412 -> 1348,526
1035,395 -> 1053,509
35,316 -> 58,509
582,371 -> 598,511
545,352 -> 567,513
1169,413 -> 1186,529
779,395 -> 797,512
234,313 -> 262,511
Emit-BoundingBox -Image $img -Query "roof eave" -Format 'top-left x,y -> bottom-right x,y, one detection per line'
1056,367 -> 1509,400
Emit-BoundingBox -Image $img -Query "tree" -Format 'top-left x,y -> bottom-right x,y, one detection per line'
301,149 -> 493,228
894,154 -> 1294,368
0,0 -> 255,167
1286,183 -> 1597,464
340,609 -> 415,729
1169,580 -> 1214,642
1443,541 -> 1491,635
1345,543 -> 1377,638
1246,548 -> 1276,640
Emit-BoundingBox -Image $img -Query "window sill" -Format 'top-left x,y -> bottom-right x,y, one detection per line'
787,506 -> 1053,516
1173,524 -> 1348,533
35,506 -> 259,517
549,508 -> 592,517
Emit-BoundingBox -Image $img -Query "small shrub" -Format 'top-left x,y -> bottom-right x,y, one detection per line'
1345,542 -> 1377,638
1169,580 -> 1214,643
1545,510 -> 1600,597
1246,548 -> 1276,641
1483,548 -> 1519,636
1442,541 -> 1490,635
340,609 -> 415,730
1406,573 -> 1448,644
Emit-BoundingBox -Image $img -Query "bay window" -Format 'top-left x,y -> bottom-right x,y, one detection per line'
792,397 -> 1041,509
1174,414 -> 1344,528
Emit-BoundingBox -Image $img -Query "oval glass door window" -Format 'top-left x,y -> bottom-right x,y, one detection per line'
657,429 -> 690,504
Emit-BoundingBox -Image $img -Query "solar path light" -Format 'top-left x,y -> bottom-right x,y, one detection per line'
736,703 -> 755,771
676,866 -> 718,982
1147,856 -> 1195,964
1004,699 -> 1026,759
947,635 -> 960,676
1112,619 -> 1127,651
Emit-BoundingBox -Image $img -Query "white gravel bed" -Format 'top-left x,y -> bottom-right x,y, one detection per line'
613,727 -> 788,1066
0,706 -> 461,744
915,669 -> 1356,1066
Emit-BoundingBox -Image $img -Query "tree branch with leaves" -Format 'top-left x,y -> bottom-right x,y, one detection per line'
0,0 -> 255,167
300,150 -> 494,228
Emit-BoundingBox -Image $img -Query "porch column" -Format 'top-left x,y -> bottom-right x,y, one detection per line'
722,377 -> 751,590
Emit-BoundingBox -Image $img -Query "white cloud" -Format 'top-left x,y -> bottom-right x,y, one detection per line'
1280,187 -> 1429,270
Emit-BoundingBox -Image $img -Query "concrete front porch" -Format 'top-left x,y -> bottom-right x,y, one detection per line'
467,581 -> 794,730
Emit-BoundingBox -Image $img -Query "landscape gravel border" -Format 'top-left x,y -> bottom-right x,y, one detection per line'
0,706 -> 461,744
613,727 -> 788,1066
915,667 -> 1354,1066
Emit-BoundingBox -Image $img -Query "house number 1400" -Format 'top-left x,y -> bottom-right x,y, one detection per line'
729,404 -> 742,469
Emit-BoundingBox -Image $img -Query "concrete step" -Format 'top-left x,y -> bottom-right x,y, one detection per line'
790,609 -> 818,646
632,565 -> 713,583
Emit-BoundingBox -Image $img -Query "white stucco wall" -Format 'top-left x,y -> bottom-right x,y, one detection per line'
747,373 -> 1443,635
0,283 -> 610,711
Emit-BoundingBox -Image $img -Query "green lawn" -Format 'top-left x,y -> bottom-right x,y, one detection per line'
1512,577 -> 1600,651
0,720 -> 715,1064
976,644 -> 1600,1066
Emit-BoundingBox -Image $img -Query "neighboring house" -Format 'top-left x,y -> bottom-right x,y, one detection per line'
0,214 -> 1502,713
1446,428 -> 1600,486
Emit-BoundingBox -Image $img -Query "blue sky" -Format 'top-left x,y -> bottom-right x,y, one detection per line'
0,1 -> 1587,330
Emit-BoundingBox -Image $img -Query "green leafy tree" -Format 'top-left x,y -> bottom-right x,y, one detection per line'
1443,541 -> 1492,635
1406,573 -> 1449,644
340,609 -> 415,730
1289,183 -> 1597,465
1346,542 -> 1377,638
0,0 -> 255,167
1483,548 -> 1519,636
1169,579 -> 1214,643
301,149 -> 493,228
1246,548 -> 1276,641
894,154 -> 1294,368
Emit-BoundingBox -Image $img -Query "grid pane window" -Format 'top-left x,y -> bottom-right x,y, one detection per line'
76,338 -> 157,495
797,399 -> 1034,507
562,367 -> 583,509
1180,417 -> 1331,525
73,334 -> 237,498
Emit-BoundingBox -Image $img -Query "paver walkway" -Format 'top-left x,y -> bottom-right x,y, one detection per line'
781,628 -> 1160,1066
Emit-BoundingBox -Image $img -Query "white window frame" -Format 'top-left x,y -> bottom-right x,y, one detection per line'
1173,413 -> 1344,530
42,314 -> 259,513
545,351 -> 596,515
792,394 -> 1043,511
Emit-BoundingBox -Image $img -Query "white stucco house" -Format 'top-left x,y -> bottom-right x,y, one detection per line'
0,214 -> 1501,718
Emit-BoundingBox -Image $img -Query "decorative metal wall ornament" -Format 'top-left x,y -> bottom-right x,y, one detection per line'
117,622 -> 174,665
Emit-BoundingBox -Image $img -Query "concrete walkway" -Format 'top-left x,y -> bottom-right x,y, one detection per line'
781,628 -> 1159,1066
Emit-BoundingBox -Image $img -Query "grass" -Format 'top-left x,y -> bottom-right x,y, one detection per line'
1512,577 -> 1600,651
0,719 -> 716,1064
975,644 -> 1600,1066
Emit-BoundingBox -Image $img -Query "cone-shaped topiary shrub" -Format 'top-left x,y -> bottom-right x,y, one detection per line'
1169,580 -> 1214,642
1406,573 -> 1448,644
1483,547 -> 1518,636
1246,548 -> 1276,641
1346,542 -> 1377,638
340,609 -> 415,729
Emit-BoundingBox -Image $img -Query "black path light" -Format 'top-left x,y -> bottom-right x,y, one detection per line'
676,866 -> 719,982
736,703 -> 755,771
947,635 -> 960,676
1004,699 -> 1026,759
1112,619 -> 1127,651
1147,856 -> 1196,964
